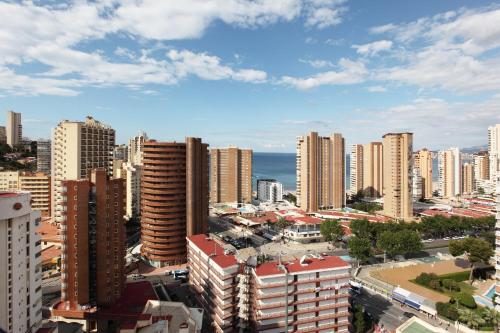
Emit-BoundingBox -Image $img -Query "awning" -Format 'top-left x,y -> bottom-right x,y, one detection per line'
404,299 -> 421,310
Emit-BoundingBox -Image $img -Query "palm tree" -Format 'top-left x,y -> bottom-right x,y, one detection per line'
458,309 -> 485,329
481,307 -> 500,331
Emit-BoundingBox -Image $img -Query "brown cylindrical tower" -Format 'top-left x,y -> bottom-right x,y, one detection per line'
141,138 -> 208,266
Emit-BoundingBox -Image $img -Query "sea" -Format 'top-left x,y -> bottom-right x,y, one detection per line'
253,152 -> 441,192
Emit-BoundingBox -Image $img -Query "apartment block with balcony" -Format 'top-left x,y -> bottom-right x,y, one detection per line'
36,139 -> 51,175
0,191 -> 42,333
52,169 -> 125,330
51,116 -> 115,224
257,179 -> 283,203
186,235 -> 239,333
250,255 -> 351,333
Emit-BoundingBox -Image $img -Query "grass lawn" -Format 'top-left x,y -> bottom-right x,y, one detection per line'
411,270 -> 476,299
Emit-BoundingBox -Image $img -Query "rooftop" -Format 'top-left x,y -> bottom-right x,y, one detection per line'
37,219 -> 61,243
41,245 -> 61,264
187,234 -> 238,269
254,255 -> 349,277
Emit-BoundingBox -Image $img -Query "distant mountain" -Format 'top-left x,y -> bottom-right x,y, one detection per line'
461,145 -> 488,153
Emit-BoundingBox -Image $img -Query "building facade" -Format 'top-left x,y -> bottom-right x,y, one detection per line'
248,255 -> 351,333
19,173 -> 51,216
210,148 -> 252,204
0,171 -> 20,190
462,163 -> 474,195
0,126 -> 6,144
36,139 -> 51,174
412,168 -> 422,201
6,111 -> 22,148
349,144 -> 363,196
0,191 -> 42,333
128,131 -> 148,166
438,148 -> 462,198
361,142 -> 383,198
382,133 -> 413,219
257,179 -> 283,203
141,138 -> 209,266
53,169 -> 125,320
413,149 -> 433,199
187,235 -> 239,333
297,132 -> 345,212
489,124 -> 500,184
474,153 -> 490,182
51,116 -> 115,223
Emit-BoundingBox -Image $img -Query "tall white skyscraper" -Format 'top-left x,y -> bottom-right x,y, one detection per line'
489,124 -> 500,183
0,191 -> 42,333
124,132 -> 148,220
51,116 -> 115,222
6,111 -> 22,148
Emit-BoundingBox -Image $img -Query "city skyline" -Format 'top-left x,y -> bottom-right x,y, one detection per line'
0,1 -> 499,152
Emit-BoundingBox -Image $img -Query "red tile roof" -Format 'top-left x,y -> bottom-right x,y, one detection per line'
248,212 -> 279,224
187,234 -> 238,269
420,209 -> 453,218
37,220 -> 61,243
295,216 -> 323,224
41,245 -> 61,264
254,255 -> 349,277
315,211 -> 389,223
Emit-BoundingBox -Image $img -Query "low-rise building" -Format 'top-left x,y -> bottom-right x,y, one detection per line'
187,234 -> 351,333
249,255 -> 351,333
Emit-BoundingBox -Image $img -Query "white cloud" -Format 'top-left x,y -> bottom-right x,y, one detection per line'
167,50 -> 267,83
352,40 -> 393,56
369,5 -> 500,94
369,23 -> 397,34
281,58 -> 367,90
367,85 -> 387,93
0,0 -> 350,96
299,58 -> 334,68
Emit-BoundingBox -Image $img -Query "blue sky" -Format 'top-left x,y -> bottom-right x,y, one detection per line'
1,0 -> 500,152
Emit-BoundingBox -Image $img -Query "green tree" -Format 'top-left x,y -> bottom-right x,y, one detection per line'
458,309 -> 485,329
275,216 -> 290,237
350,219 -> 371,239
320,219 -> 345,245
377,231 -> 400,258
481,307 -> 500,331
449,237 -> 493,283
377,230 -> 422,258
352,304 -> 371,333
348,236 -> 372,266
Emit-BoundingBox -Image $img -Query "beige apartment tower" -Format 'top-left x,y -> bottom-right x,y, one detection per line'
474,153 -> 490,181
414,149 -> 433,199
462,163 -> 474,194
297,132 -> 345,212
51,117 -> 115,223
382,133 -> 413,219
210,147 -> 252,203
6,111 -> 22,148
350,143 -> 383,198
438,148 -> 461,198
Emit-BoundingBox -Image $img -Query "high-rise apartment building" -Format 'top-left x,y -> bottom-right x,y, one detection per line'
382,133 -> 413,219
362,142 -> 383,198
141,138 -> 208,267
36,139 -> 51,174
474,153 -> 490,181
349,144 -> 363,196
297,132 -> 345,212
113,144 -> 128,161
128,131 -> 148,165
414,149 -> 433,199
19,173 -> 51,216
123,132 -> 148,221
51,116 -> 115,223
489,124 -> 500,183
210,147 -> 252,204
52,169 -> 125,321
412,168 -> 422,200
0,126 -> 6,144
438,148 -> 462,198
0,191 -> 42,333
495,179 -> 500,311
462,163 -> 474,194
6,111 -> 22,148
257,179 -> 283,203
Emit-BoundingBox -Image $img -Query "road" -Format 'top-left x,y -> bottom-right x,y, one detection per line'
353,289 -> 445,331
208,216 -> 268,246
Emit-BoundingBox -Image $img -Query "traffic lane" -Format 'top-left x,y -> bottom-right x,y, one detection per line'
353,292 -> 406,331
